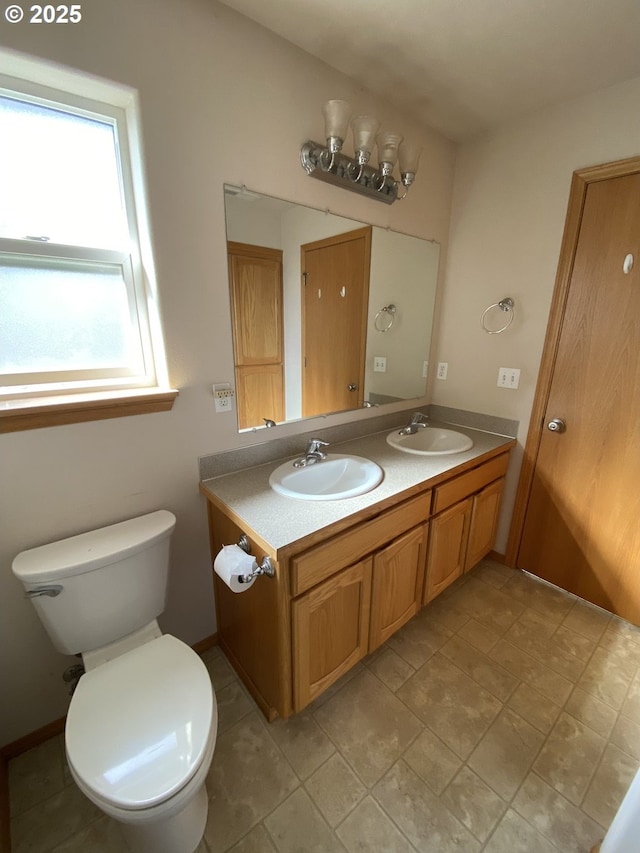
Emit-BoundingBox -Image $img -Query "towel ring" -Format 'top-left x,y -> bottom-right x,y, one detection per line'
481,298 -> 515,334
374,303 -> 397,332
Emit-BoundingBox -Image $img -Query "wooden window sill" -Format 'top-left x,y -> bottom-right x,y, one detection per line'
0,389 -> 179,433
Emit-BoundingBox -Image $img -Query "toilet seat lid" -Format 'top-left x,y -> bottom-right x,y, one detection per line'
66,634 -> 214,810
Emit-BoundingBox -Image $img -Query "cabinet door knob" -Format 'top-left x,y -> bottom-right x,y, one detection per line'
547,418 -> 566,433
347,383 -> 358,391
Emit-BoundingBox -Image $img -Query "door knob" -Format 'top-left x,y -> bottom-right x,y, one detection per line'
347,384 -> 358,392
547,418 -> 566,433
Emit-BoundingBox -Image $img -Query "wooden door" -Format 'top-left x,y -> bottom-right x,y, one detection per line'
228,241 -> 285,428
465,478 -> 505,571
301,227 -> 371,417
515,162 -> 640,624
424,499 -> 471,604
291,557 -> 372,712
369,525 -> 428,651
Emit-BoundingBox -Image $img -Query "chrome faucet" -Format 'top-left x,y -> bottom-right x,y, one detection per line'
293,438 -> 329,468
398,412 -> 429,435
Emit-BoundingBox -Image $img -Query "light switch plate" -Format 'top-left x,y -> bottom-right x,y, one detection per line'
497,367 -> 520,389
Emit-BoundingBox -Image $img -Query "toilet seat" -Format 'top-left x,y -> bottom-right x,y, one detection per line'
69,721 -> 217,826
66,634 -> 215,811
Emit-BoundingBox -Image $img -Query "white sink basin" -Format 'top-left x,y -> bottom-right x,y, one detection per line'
387,427 -> 474,456
269,454 -> 383,500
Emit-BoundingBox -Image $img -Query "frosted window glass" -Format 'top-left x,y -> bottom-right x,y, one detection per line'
0,262 -> 141,374
0,96 -> 128,249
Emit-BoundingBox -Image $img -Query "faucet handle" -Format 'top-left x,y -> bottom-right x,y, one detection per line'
411,412 -> 428,424
307,438 -> 329,454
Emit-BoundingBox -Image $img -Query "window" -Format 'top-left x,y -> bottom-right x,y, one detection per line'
0,53 -> 175,431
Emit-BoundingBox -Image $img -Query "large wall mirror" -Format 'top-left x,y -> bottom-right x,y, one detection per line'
224,185 -> 440,431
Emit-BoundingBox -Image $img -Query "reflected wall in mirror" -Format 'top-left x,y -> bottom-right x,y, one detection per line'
224,185 -> 440,431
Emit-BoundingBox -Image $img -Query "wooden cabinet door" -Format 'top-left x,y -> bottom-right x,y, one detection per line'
465,478 -> 505,572
292,558 -> 372,712
228,244 -> 283,365
424,499 -> 471,604
235,364 -> 284,429
369,525 -> 427,651
228,241 -> 285,429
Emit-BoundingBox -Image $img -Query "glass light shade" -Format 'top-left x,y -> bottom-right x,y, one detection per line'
351,115 -> 380,156
376,131 -> 403,166
322,100 -> 352,143
399,140 -> 422,175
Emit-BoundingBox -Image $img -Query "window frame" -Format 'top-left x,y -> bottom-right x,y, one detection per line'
0,51 -> 176,431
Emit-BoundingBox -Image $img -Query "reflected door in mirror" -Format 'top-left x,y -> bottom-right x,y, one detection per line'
228,242 -> 285,429
301,227 -> 371,417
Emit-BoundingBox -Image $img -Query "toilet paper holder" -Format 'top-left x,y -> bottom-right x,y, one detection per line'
237,535 -> 276,584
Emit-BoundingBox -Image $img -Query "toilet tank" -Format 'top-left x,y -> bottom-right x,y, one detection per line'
12,510 -> 176,655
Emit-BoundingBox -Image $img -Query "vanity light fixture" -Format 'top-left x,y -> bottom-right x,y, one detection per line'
300,100 -> 421,204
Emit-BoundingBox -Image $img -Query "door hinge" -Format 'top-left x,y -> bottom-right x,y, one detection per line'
302,272 -> 308,285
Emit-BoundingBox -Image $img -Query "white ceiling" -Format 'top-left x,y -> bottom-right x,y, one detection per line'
219,0 -> 640,140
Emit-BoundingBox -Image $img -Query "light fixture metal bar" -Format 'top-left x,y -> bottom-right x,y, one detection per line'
300,141 -> 398,204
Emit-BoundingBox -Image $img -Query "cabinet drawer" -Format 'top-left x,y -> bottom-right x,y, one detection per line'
291,491 -> 432,596
432,453 -> 509,514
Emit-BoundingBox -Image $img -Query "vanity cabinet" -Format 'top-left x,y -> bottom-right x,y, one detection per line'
201,441 -> 513,721
425,453 -> 509,603
289,493 -> 430,711
291,520 -> 429,710
291,524 -> 427,711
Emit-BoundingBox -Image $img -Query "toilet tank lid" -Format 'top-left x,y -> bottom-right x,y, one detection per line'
12,510 -> 176,583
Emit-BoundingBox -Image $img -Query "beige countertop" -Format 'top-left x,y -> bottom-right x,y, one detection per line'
200,423 -> 515,553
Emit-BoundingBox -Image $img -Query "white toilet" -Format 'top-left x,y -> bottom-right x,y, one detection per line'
12,510 -> 217,853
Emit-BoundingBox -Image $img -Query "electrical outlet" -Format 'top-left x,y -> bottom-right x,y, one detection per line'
497,367 -> 521,389
374,356 -> 387,373
213,383 -> 235,412
436,362 -> 448,380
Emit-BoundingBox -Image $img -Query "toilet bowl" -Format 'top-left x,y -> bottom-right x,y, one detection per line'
12,511 -> 218,853
65,633 -> 217,853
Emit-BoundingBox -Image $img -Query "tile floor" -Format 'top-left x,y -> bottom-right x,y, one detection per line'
8,560 -> 640,853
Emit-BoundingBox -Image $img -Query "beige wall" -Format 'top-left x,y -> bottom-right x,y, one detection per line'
366,230 -> 438,400
0,0 -> 455,745
2,0 -> 637,748
432,77 -> 640,551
